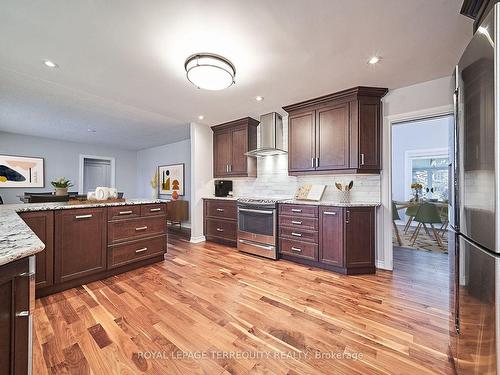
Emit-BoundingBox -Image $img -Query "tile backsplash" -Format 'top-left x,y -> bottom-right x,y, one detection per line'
214,115 -> 381,203
223,155 -> 380,202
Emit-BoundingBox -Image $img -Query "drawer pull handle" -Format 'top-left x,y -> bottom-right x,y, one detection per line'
135,226 -> 148,231
291,232 -> 302,237
16,311 -> 30,317
150,208 -> 161,212
291,209 -> 302,213
291,220 -> 302,225
291,247 -> 302,252
135,247 -> 148,253
216,228 -> 224,232
323,211 -> 337,216
119,210 -> 133,215
75,214 -> 93,219
216,208 -> 225,212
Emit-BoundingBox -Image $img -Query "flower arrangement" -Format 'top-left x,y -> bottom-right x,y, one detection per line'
410,182 -> 423,202
51,177 -> 73,188
150,170 -> 159,199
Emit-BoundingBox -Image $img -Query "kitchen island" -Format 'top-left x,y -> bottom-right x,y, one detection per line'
0,199 -> 168,374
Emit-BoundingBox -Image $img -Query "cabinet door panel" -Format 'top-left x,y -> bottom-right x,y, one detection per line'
316,103 -> 349,170
230,126 -> 248,175
19,211 -> 54,289
358,100 -> 381,170
288,110 -> 316,172
345,207 -> 375,269
55,208 -> 107,283
319,207 -> 344,267
214,130 -> 231,177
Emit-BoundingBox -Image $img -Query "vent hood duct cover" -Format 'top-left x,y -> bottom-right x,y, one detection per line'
245,112 -> 287,157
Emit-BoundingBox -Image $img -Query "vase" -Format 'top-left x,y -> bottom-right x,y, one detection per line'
151,189 -> 158,200
55,187 -> 68,196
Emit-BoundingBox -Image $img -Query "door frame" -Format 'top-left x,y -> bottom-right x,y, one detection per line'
379,105 -> 453,270
78,154 -> 116,194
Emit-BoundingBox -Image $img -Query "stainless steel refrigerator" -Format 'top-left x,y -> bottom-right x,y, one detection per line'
450,3 -> 500,373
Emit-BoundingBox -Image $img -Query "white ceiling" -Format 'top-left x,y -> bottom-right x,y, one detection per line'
0,0 -> 472,150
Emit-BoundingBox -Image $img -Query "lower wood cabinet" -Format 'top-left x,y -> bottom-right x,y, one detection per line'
279,203 -> 375,275
0,256 -> 34,375
203,199 -> 237,246
108,235 -> 166,269
19,211 -> 54,289
54,208 -> 107,284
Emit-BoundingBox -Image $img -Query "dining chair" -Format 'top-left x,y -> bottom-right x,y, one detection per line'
403,203 -> 420,233
392,201 -> 403,246
409,203 -> 444,247
439,205 -> 449,238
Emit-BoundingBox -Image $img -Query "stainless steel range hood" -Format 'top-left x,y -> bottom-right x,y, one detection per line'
245,112 -> 287,157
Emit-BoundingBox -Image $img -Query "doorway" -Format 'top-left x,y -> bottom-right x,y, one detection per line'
391,115 -> 452,268
78,155 -> 115,194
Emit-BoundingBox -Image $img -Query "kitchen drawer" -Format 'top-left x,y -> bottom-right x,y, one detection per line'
279,238 -> 318,261
279,227 -> 318,243
108,235 -> 166,269
141,203 -> 166,217
205,200 -> 237,220
108,205 -> 141,221
108,216 -> 166,243
205,217 -> 237,241
279,204 -> 318,218
279,215 -> 318,231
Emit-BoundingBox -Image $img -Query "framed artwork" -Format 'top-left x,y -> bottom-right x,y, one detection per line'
158,163 -> 184,196
0,154 -> 44,188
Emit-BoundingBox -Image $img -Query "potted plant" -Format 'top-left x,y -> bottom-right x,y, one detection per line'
51,177 -> 73,196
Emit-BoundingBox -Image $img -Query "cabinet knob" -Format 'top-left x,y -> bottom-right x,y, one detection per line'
150,208 -> 161,212
346,210 -> 351,224
323,211 -> 337,216
216,208 -> 225,212
291,209 -> 302,213
291,220 -> 302,225
360,153 -> 365,166
135,247 -> 148,253
216,228 -> 224,232
291,247 -> 302,252
16,311 -> 30,317
135,226 -> 148,231
119,210 -> 133,215
291,232 -> 302,237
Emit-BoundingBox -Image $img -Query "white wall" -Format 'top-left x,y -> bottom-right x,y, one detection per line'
391,116 -> 451,201
0,131 -> 137,203
189,122 -> 213,242
136,139 -> 191,224
379,76 -> 454,270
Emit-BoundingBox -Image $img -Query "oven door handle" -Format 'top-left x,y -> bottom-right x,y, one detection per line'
238,208 -> 274,215
238,239 -> 274,250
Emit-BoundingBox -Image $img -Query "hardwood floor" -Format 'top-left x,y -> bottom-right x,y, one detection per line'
33,235 -> 453,374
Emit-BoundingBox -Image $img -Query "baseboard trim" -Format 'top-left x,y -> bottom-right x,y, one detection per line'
376,259 -> 392,271
190,235 -> 206,243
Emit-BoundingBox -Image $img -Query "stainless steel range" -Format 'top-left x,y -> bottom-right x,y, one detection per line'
237,198 -> 283,259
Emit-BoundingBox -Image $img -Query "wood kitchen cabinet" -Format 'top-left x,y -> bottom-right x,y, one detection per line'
203,199 -> 238,246
54,207 -> 107,284
212,117 -> 259,178
279,203 -> 375,275
0,256 -> 33,375
283,86 -> 388,175
19,211 -> 54,290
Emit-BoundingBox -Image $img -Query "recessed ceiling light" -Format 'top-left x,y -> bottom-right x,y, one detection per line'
198,115 -> 204,120
368,56 -> 381,65
255,96 -> 264,102
184,53 -> 236,91
87,128 -> 96,133
43,59 -> 58,68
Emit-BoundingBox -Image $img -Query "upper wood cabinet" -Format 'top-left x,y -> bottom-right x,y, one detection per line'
212,117 -> 259,178
283,86 -> 388,175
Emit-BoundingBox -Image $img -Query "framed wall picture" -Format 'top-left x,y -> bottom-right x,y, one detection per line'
158,163 -> 184,196
0,154 -> 44,188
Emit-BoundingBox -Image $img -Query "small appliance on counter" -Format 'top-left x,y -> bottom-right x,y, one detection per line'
214,180 -> 233,197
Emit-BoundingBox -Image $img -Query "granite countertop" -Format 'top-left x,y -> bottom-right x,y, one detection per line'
282,199 -> 381,207
0,199 -> 169,267
202,196 -> 238,201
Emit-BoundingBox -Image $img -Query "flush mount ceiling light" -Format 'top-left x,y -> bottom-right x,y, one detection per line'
184,53 -> 236,90
368,56 -> 381,65
255,96 -> 264,102
198,115 -> 204,120
43,59 -> 58,68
